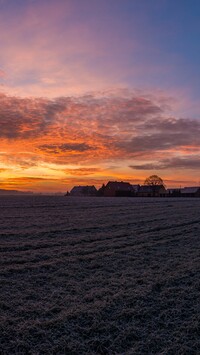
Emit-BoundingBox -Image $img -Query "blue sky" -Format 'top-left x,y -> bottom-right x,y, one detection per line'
1,0 -> 200,104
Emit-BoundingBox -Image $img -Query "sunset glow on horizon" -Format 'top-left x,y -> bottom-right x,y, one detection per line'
1,0 -> 200,192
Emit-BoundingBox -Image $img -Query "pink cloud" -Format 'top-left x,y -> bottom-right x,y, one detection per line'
0,1 -> 139,98
0,69 -> 5,77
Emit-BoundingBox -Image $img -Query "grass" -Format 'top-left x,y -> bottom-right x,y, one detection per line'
0,197 -> 200,354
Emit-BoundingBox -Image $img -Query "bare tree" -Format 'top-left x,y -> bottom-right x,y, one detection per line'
144,175 -> 165,187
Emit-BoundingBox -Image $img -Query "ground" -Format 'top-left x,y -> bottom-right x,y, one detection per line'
0,197 -> 200,354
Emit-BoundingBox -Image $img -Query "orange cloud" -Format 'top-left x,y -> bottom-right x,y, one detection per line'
0,90 -> 199,191
64,168 -> 102,176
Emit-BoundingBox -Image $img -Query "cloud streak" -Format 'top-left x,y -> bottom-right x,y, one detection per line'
130,156 -> 200,170
64,167 -> 102,176
38,143 -> 95,154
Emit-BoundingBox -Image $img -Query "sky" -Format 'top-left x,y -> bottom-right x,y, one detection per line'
0,0 -> 200,192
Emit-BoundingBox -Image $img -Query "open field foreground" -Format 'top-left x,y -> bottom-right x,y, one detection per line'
1,196 -> 200,354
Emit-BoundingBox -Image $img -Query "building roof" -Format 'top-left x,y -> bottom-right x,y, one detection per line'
131,184 -> 140,192
106,181 -> 133,191
139,185 -> 166,193
180,187 -> 200,194
70,185 -> 97,195
167,188 -> 181,192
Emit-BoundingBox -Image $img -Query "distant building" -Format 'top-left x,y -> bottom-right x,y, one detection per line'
180,187 -> 200,197
70,185 -> 97,196
132,184 -> 140,194
103,181 -> 134,197
167,188 -> 181,197
138,185 -> 167,197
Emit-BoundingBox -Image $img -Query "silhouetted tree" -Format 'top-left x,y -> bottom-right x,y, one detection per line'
144,175 -> 166,197
144,175 -> 165,187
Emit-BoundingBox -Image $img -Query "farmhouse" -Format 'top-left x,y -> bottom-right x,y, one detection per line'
70,185 -> 97,196
167,188 -> 181,197
132,184 -> 140,194
180,187 -> 200,197
138,185 -> 167,197
103,181 -> 134,197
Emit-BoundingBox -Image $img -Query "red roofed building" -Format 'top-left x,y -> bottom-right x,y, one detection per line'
103,181 -> 134,197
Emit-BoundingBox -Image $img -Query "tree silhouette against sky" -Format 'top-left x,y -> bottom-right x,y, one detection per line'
144,175 -> 165,187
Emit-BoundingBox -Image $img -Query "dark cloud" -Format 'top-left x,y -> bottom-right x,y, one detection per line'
119,117 -> 200,154
0,93 -> 65,139
130,156 -> 200,170
38,143 -> 95,153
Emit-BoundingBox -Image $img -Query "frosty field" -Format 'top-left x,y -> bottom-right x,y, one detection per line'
0,196 -> 200,354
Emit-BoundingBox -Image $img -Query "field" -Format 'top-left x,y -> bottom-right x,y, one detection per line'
1,196 -> 200,354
